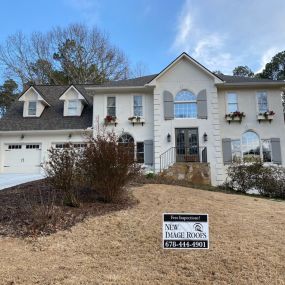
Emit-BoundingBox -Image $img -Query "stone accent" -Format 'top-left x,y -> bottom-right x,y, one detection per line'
161,162 -> 211,185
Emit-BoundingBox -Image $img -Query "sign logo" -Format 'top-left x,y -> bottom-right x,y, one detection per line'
163,213 -> 209,249
193,223 -> 203,232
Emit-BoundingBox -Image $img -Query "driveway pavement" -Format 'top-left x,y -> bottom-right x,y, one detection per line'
0,173 -> 45,190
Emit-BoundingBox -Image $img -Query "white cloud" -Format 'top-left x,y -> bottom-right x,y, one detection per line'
256,48 -> 279,73
171,0 -> 285,74
64,0 -> 100,25
171,1 -> 236,73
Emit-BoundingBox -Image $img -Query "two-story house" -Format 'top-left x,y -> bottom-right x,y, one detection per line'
0,52 -> 284,186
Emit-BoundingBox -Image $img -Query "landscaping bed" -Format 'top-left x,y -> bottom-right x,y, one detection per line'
0,184 -> 284,284
0,179 -> 138,238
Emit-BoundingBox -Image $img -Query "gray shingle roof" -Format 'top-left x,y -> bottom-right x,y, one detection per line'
95,74 -> 158,87
0,85 -> 93,131
218,74 -> 283,83
1,72 -> 283,132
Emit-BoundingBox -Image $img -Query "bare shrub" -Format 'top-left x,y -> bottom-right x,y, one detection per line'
43,145 -> 81,207
81,131 -> 141,203
22,187 -> 60,236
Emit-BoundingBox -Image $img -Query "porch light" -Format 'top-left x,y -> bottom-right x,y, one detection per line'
203,132 -> 208,142
167,133 -> 171,142
21,134 -> 24,140
68,133 -> 72,139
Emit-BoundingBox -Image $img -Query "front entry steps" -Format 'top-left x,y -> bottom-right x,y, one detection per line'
161,162 -> 211,185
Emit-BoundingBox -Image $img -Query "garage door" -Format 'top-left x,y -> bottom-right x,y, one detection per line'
4,144 -> 42,174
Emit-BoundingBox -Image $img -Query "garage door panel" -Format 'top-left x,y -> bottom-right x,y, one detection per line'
3,144 -> 42,174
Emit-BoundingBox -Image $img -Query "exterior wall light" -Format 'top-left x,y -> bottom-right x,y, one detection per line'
21,134 -> 25,140
167,133 -> 171,142
203,132 -> 208,142
68,133 -> 72,139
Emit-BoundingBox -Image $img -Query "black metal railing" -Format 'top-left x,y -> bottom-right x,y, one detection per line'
159,146 -> 207,172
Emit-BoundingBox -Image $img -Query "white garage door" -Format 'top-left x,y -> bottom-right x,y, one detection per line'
4,144 -> 42,174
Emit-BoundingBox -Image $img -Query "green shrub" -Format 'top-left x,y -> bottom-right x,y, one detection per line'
225,160 -> 285,199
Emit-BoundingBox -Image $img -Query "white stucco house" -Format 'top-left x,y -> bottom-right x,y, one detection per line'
0,52 -> 284,186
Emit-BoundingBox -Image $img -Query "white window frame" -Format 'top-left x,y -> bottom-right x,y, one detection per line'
68,100 -> 78,116
256,91 -> 268,113
230,134 -> 273,163
133,95 -> 143,117
227,93 -> 238,113
107,96 -> 116,117
174,90 -> 197,119
28,101 -> 37,116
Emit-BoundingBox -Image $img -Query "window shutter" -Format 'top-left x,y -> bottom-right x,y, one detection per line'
144,140 -> 153,165
222,138 -> 232,165
197,89 -> 208,119
163,91 -> 174,120
271,138 -> 282,164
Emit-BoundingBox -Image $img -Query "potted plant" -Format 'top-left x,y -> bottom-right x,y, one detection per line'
128,116 -> 145,126
104,115 -> 118,126
225,111 -> 245,124
257,110 -> 275,123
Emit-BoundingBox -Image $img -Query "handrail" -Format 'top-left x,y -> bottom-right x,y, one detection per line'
160,146 -> 207,172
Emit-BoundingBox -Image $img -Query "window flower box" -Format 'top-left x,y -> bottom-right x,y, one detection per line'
225,111 -> 245,124
104,115 -> 118,126
128,116 -> 145,126
257,111 -> 275,123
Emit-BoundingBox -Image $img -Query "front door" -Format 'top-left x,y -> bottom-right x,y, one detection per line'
175,128 -> 199,162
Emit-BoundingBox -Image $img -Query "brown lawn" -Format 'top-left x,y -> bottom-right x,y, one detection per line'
0,184 -> 284,285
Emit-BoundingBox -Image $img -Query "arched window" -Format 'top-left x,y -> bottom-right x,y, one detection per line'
241,131 -> 260,161
118,133 -> 134,145
118,133 -> 135,160
174,90 -> 197,118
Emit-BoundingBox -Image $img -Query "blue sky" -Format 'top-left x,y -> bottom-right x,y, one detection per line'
0,0 -> 285,80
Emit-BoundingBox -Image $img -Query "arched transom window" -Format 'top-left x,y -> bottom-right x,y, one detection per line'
174,90 -> 197,118
241,131 -> 260,160
118,133 -> 134,145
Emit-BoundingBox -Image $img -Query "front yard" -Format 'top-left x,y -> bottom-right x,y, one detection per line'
0,184 -> 284,284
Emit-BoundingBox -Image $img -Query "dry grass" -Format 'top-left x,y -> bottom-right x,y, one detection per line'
0,184 -> 284,285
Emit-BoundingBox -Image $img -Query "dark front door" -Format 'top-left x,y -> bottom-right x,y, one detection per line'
175,128 -> 199,162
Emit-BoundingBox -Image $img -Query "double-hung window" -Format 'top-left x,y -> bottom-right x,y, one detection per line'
174,90 -> 197,118
68,100 -> 78,116
107,97 -> 116,116
257,92 -> 268,113
227,93 -> 238,113
134,95 -> 143,116
28,101 -> 37,116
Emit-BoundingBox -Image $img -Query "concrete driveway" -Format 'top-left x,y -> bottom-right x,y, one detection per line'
0,173 -> 45,190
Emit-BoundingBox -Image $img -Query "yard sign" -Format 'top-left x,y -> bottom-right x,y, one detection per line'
163,213 -> 209,249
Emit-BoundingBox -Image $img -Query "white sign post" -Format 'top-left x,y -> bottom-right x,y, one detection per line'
163,213 -> 209,249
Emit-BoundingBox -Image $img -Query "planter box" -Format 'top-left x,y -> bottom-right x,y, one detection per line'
257,115 -> 274,123
104,119 -> 118,126
129,118 -> 145,126
225,116 -> 243,123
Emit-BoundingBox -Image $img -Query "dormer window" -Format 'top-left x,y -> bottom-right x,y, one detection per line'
18,86 -> 50,118
59,85 -> 88,117
68,100 -> 78,116
28,101 -> 37,116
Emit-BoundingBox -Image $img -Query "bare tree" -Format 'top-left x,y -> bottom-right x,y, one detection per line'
130,61 -> 149,78
0,23 -> 130,85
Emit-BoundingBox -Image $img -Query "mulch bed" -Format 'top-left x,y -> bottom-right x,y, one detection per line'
0,179 -> 138,238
